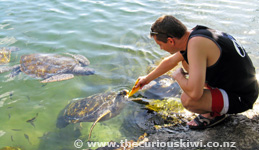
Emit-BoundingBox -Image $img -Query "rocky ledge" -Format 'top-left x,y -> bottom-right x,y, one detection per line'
134,101 -> 259,150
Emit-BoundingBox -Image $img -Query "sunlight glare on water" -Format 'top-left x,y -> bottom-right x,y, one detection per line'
0,0 -> 259,149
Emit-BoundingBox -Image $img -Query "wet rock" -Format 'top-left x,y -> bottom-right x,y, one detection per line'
134,112 -> 259,150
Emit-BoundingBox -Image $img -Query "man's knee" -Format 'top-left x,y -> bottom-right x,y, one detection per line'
180,93 -> 193,110
181,91 -> 213,114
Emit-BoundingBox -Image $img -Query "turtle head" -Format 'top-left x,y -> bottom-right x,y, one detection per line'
111,89 -> 129,112
116,89 -> 129,102
78,57 -> 90,66
65,53 -> 90,66
119,89 -> 129,96
56,115 -> 70,128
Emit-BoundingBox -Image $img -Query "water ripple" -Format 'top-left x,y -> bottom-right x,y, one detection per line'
0,0 -> 259,149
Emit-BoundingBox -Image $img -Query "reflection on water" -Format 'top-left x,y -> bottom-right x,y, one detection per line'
0,0 -> 259,149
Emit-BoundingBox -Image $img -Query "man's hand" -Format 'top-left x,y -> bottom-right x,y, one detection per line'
135,76 -> 151,90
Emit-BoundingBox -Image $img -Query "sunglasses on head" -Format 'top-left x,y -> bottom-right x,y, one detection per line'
150,31 -> 174,38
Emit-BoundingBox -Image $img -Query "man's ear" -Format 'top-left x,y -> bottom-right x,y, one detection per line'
167,37 -> 174,45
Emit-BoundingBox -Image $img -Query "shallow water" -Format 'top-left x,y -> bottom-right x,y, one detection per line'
0,0 -> 259,149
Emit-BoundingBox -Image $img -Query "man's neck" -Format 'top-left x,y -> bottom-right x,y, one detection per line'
178,31 -> 191,51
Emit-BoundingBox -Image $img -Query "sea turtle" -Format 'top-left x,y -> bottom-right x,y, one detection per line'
0,47 -> 20,65
1,53 -> 95,83
121,75 -> 194,136
130,75 -> 182,100
56,89 -> 129,141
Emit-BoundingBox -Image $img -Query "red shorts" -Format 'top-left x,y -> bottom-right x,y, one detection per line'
209,87 -> 254,117
209,88 -> 229,117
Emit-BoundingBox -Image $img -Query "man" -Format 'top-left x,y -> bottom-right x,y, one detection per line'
135,15 -> 258,129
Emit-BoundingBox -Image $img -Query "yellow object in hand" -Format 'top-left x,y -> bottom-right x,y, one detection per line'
128,79 -> 140,97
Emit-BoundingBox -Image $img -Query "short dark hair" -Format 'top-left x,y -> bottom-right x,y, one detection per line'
150,15 -> 187,43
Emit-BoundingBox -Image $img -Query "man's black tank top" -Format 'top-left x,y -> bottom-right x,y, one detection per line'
180,25 -> 258,105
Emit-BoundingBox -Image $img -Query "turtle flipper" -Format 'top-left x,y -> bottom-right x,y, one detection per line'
41,74 -> 74,83
0,66 -> 14,74
88,110 -> 111,141
56,115 -> 70,128
0,64 -> 20,74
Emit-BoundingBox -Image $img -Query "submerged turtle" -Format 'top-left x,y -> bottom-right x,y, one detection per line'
0,47 -> 20,65
131,75 -> 182,100
56,89 -> 129,141
1,53 -> 95,83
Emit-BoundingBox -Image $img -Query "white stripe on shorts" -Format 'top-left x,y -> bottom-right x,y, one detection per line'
219,89 -> 229,115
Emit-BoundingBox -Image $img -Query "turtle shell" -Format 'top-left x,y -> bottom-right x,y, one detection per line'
0,47 -> 11,65
62,90 -> 128,124
140,75 -> 182,100
20,54 -> 78,79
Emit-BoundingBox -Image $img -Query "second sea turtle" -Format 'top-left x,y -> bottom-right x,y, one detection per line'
1,53 -> 95,83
